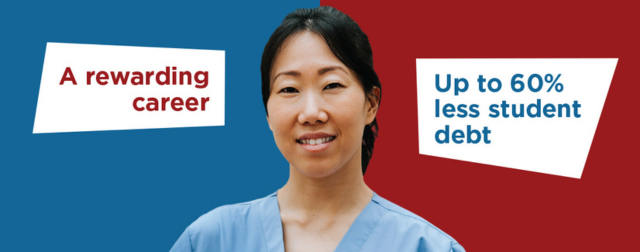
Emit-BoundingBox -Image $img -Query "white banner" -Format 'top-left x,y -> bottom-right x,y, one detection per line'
417,59 -> 617,178
34,43 -> 225,133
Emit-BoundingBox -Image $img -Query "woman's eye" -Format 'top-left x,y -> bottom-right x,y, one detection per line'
279,87 -> 299,93
324,83 -> 343,90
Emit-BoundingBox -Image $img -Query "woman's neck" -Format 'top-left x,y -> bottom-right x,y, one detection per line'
277,160 -> 373,217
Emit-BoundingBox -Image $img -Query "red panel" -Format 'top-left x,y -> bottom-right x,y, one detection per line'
321,0 -> 640,251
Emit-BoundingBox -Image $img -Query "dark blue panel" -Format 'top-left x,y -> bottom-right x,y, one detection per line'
0,1 -> 319,251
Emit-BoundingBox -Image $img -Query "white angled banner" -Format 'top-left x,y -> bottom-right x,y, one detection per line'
34,43 -> 225,134
416,59 -> 617,178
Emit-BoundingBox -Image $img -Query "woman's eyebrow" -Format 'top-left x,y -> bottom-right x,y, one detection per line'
273,70 -> 300,83
273,66 -> 349,83
319,66 -> 349,76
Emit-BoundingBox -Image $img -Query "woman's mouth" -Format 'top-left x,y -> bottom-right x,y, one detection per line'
296,135 -> 336,152
296,136 -> 336,145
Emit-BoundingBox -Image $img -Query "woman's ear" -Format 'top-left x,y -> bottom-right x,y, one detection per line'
365,87 -> 380,124
266,115 -> 273,131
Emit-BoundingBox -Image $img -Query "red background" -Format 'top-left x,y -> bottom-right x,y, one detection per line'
323,0 -> 640,251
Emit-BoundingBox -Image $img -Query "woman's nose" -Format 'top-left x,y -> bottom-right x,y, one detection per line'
298,93 -> 328,124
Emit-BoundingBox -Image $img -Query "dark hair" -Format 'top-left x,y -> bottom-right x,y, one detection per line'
260,6 -> 381,175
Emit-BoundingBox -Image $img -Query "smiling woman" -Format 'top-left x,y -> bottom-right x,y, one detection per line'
170,6 -> 465,252
266,30 -> 377,180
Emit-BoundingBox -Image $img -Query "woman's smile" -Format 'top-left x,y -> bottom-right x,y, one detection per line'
296,132 -> 337,153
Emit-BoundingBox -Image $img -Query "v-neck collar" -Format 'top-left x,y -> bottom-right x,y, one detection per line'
259,191 -> 387,252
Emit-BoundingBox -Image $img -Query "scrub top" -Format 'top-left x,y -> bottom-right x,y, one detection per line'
170,192 -> 465,252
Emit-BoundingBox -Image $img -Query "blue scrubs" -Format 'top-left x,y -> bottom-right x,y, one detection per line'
170,192 -> 465,252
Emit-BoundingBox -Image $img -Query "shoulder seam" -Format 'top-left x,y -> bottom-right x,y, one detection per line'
451,241 -> 463,252
373,200 -> 457,243
203,194 -> 269,215
259,199 -> 269,250
187,226 -> 194,252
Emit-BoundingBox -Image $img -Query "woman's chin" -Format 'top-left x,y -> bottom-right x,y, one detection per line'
293,164 -> 341,179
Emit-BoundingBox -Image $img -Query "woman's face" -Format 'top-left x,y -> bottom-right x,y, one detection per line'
267,31 -> 378,178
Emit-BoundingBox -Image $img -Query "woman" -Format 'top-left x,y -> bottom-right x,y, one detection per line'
170,6 -> 464,252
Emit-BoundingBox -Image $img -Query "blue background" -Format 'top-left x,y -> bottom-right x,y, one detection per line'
0,0 -> 318,251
